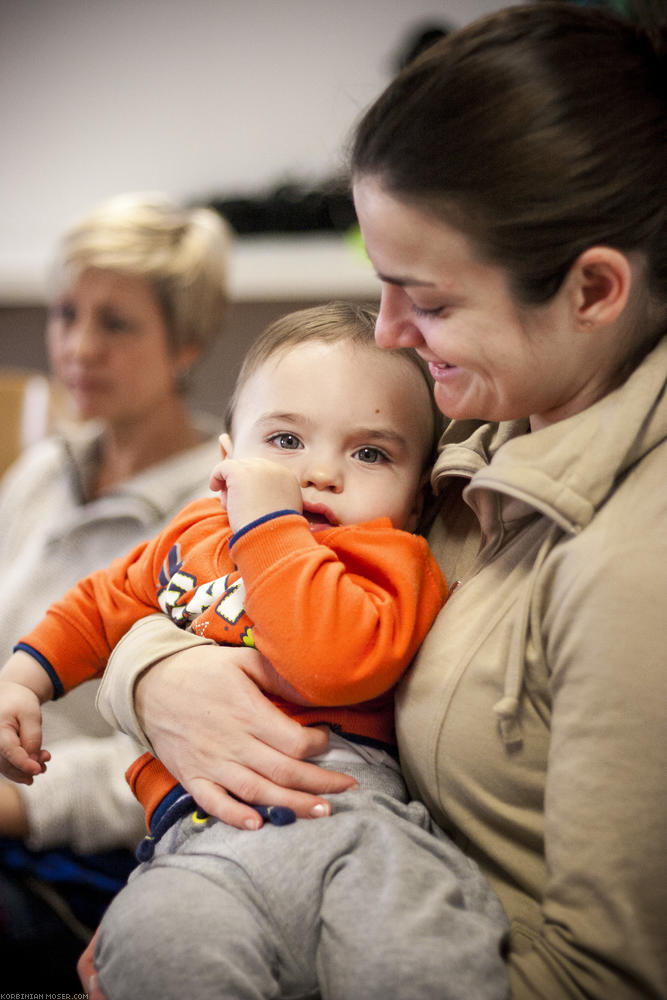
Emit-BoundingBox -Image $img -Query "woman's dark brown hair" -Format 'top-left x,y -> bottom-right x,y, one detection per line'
352,2 -> 666,317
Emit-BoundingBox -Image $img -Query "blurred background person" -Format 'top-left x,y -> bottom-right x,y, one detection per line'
0,191 -> 232,990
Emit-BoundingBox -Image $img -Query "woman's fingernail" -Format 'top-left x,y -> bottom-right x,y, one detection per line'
310,803 -> 330,817
244,817 -> 262,830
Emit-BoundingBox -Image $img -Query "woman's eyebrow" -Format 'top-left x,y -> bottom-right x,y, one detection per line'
376,271 -> 435,288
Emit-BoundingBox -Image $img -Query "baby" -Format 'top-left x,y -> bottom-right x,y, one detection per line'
0,302 -> 508,1000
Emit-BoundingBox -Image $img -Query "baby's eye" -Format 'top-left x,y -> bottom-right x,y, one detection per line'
354,446 -> 388,465
269,433 -> 303,450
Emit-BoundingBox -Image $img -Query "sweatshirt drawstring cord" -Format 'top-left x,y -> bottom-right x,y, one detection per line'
493,524 -> 562,747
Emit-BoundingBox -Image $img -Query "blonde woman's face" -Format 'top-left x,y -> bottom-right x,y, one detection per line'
47,268 -> 188,424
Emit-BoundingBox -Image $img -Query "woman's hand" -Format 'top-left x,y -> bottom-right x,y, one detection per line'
135,644 -> 357,829
78,931 -> 106,1000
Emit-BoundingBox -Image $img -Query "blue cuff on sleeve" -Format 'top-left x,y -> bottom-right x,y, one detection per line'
229,509 -> 301,549
12,642 -> 64,699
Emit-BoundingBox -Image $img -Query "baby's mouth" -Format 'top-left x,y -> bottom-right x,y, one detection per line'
303,503 -> 337,529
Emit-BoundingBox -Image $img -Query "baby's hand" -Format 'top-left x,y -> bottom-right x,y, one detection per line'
0,680 -> 50,784
209,458 -> 302,535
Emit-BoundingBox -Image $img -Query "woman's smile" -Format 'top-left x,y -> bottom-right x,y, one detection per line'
426,360 -> 457,382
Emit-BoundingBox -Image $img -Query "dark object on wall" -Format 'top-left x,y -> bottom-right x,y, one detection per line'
205,180 -> 356,236
392,21 -> 452,72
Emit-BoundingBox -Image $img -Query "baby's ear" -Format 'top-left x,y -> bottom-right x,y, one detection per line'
219,433 -> 233,459
404,471 -> 429,534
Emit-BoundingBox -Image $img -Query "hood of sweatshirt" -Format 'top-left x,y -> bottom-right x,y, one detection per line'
430,333 -> 667,745
433,333 -> 667,539
56,413 -> 221,526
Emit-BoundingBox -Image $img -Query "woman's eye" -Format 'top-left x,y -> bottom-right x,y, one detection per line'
354,446 -> 387,464
51,302 -> 76,325
270,433 -> 302,450
411,303 -> 446,318
101,312 -> 133,333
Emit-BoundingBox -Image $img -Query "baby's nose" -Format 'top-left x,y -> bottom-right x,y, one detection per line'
301,464 -> 343,492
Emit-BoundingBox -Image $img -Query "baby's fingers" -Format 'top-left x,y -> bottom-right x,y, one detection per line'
0,727 -> 47,783
209,460 -> 229,492
18,709 -> 48,761
0,694 -> 48,782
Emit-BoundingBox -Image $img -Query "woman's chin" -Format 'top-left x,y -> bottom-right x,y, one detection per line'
66,389 -> 113,422
433,382 -> 508,425
70,403 -> 102,422
433,383 -> 476,422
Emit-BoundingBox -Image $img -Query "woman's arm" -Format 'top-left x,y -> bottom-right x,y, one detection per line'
515,538 -> 667,999
97,615 -> 357,830
0,781 -> 29,837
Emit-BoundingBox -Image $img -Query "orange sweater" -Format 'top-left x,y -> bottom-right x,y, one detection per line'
18,498 -> 446,825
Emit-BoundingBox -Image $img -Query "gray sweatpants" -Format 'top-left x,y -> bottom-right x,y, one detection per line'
95,755 -> 509,1000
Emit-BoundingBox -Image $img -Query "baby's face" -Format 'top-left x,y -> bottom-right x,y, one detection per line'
228,339 -> 434,531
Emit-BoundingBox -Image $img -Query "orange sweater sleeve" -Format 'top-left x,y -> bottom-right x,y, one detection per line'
17,498 -> 229,695
231,515 -> 447,705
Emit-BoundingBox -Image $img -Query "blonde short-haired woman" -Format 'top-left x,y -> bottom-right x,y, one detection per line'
0,192 -> 231,990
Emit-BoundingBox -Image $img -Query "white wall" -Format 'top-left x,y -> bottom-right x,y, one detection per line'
0,0 -> 514,299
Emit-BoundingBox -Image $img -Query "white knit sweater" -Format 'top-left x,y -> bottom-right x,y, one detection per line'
0,418 -> 220,853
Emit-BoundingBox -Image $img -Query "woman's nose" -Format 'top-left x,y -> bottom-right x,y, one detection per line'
62,318 -> 104,361
374,284 -> 423,350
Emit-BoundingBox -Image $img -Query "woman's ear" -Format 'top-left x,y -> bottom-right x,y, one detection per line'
219,433 -> 233,459
173,341 -> 202,376
571,246 -> 632,330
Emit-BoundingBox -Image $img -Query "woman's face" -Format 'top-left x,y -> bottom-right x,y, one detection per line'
47,267 -> 190,425
354,177 -> 610,429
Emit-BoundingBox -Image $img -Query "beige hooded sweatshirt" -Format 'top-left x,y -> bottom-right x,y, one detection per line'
97,335 -> 666,999
397,334 -> 667,999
